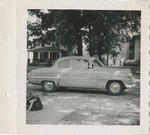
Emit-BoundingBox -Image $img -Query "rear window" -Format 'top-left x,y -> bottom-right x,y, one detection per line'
58,60 -> 70,68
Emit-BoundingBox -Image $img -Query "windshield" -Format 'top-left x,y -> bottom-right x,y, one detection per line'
93,58 -> 104,67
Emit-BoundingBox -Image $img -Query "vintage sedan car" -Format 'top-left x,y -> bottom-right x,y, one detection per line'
28,56 -> 135,95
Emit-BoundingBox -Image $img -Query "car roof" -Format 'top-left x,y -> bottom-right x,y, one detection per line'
54,56 -> 104,67
56,56 -> 94,62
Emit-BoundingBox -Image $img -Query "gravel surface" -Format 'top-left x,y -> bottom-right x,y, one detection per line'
26,82 -> 140,125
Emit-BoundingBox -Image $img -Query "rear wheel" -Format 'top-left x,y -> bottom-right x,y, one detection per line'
107,81 -> 124,95
42,81 -> 56,92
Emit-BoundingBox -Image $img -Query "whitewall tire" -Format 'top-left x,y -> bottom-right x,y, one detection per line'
107,81 -> 124,95
42,81 -> 56,92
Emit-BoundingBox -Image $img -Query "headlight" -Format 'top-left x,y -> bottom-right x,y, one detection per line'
128,74 -> 133,79
128,74 -> 135,84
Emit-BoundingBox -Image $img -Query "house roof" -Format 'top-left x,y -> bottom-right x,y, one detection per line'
28,47 -> 65,52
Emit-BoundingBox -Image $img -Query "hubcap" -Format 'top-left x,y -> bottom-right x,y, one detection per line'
110,82 -> 120,93
44,82 -> 54,91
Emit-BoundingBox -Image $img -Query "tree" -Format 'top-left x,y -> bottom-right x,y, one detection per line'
27,10 -> 141,62
84,10 -> 140,65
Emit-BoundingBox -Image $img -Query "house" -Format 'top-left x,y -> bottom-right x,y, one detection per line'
103,35 -> 140,66
120,35 -> 140,61
27,44 -> 78,65
27,45 -> 67,65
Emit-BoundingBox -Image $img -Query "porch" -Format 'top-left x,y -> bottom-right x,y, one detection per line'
27,47 -> 66,66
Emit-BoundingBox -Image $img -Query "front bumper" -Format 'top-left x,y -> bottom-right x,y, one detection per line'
125,74 -> 136,89
125,77 -> 136,89
125,83 -> 136,89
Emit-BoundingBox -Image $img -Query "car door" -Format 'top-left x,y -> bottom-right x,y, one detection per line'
57,60 -> 70,87
68,59 -> 97,88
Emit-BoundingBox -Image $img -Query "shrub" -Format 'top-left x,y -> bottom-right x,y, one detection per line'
123,59 -> 140,66
28,59 -> 39,66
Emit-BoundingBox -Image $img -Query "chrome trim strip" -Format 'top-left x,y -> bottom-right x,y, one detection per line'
31,76 -> 59,79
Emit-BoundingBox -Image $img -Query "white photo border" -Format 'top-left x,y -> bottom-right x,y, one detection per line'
17,1 -> 150,134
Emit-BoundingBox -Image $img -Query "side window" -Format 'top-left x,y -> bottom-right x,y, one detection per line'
58,60 -> 70,68
72,59 -> 83,69
72,59 -> 94,69
88,61 -> 94,69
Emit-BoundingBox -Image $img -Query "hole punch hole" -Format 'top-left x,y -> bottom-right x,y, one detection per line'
5,93 -> 10,98
6,37 -> 11,41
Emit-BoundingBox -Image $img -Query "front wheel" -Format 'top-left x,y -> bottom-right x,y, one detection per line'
107,81 -> 124,95
42,81 -> 56,92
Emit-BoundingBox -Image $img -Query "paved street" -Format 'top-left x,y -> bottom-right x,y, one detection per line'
26,79 -> 140,125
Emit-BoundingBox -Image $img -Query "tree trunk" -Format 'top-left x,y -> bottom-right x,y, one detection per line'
106,52 -> 109,66
88,25 -> 93,57
77,41 -> 82,56
76,28 -> 83,56
98,42 -> 102,61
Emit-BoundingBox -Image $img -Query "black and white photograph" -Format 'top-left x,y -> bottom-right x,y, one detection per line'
1,0 -> 150,134
26,9 -> 141,125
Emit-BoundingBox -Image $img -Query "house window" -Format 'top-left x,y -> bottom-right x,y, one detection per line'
129,45 -> 133,50
129,53 -> 133,60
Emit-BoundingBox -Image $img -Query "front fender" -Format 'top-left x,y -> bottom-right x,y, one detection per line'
96,69 -> 129,89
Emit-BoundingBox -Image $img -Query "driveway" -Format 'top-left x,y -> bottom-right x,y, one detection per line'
26,81 -> 140,125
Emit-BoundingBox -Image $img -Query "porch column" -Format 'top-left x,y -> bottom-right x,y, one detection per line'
59,51 -> 62,58
27,51 -> 30,64
47,52 -> 51,65
38,52 -> 40,63
38,52 -> 40,59
48,52 -> 51,59
51,53 -> 53,62
28,52 -> 33,63
30,52 -> 33,63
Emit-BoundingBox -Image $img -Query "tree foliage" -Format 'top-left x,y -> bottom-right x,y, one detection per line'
27,9 -> 141,62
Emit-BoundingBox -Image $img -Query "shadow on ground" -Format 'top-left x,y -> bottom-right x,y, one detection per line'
27,83 -> 140,125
